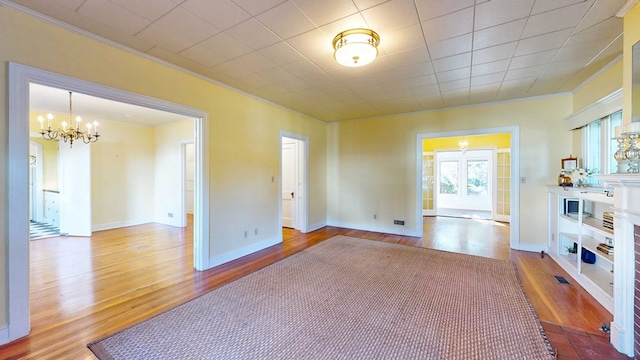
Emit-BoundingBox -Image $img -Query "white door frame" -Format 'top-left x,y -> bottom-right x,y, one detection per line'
279,131 -> 308,233
6,62 -> 211,344
417,127 -> 520,250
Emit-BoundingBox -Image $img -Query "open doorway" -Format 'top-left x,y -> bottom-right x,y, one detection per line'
417,127 -> 519,250
7,63 -> 211,343
280,132 -> 308,234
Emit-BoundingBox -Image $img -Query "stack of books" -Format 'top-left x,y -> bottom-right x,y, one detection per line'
602,212 -> 614,231
597,243 -> 614,255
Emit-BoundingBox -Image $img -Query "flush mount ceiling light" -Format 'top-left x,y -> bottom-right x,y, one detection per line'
332,28 -> 380,67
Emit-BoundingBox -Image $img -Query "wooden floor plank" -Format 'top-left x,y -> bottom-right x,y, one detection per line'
0,216 -> 612,359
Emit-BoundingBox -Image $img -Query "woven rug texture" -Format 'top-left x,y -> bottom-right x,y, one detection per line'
88,235 -> 555,360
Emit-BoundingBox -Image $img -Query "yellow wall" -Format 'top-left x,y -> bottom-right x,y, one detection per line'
0,6 -> 327,327
423,133 -> 510,152
572,60 -> 623,113
624,3 -> 640,124
328,95 -> 572,245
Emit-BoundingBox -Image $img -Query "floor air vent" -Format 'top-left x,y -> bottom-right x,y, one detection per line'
554,275 -> 570,285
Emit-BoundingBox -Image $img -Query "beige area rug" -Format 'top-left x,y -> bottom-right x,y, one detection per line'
88,235 -> 555,359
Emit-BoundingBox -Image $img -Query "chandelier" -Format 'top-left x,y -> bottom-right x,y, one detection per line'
332,28 -> 380,67
38,91 -> 100,147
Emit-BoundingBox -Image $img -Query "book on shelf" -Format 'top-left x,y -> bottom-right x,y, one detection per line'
596,243 -> 614,255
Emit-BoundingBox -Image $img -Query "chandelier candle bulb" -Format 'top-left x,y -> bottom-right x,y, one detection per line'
38,115 -> 44,130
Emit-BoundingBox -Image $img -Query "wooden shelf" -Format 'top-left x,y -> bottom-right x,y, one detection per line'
581,235 -> 613,264
581,262 -> 613,298
582,217 -> 614,236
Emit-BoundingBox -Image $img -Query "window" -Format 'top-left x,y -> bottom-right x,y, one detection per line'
582,110 -> 622,183
439,161 -> 458,194
467,160 -> 488,195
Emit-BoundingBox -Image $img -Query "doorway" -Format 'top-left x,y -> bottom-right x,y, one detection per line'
280,132 -> 308,233
417,127 -> 519,250
435,150 -> 492,219
7,63 -> 211,343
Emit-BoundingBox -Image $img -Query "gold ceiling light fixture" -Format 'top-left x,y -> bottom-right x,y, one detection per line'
459,140 -> 469,153
38,91 -> 100,148
332,28 -> 380,67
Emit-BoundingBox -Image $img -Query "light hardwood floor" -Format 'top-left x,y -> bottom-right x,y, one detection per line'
0,216 -> 611,359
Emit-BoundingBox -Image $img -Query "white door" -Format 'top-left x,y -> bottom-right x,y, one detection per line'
281,139 -> 297,228
185,143 -> 195,215
436,150 -> 492,212
58,141 -> 92,236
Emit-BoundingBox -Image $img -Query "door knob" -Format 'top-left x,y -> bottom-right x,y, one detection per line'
291,192 -> 294,198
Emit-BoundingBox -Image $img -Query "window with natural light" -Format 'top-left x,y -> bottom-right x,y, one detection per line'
582,110 -> 622,185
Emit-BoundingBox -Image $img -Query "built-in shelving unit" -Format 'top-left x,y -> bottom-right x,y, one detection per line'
547,186 -> 614,312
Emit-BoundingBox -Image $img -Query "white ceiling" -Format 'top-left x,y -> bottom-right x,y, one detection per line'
10,0 -> 627,122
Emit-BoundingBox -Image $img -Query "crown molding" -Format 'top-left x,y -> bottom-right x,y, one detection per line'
615,0 -> 639,17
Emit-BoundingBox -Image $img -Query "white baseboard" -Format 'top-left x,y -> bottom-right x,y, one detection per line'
0,325 -> 8,346
327,221 -> 422,237
512,243 -> 546,253
208,236 -> 282,268
92,219 -> 153,232
306,221 -> 326,233
610,321 -> 634,357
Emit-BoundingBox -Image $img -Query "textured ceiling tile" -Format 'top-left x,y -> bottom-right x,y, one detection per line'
376,23 -> 426,56
258,42 -> 306,66
521,1 -> 592,38
77,0 -> 150,35
352,0 -> 391,11
109,0 -> 178,22
256,1 -> 316,39
509,49 -> 558,70
361,0 -> 420,32
136,7 -> 219,52
231,0 -> 287,16
472,42 -> 517,65
422,7 -> 474,43
530,0 -> 593,15
574,0 -> 627,33
554,39 -> 613,62
386,47 -> 431,68
472,59 -> 510,76
437,67 -> 470,82
256,66 -> 297,83
196,33 -> 252,59
237,73 -> 273,88
514,29 -> 573,57
320,13 -> 370,45
179,44 -> 229,67
428,33 -> 472,60
292,0 -> 358,27
471,72 -> 505,86
473,19 -> 527,50
405,74 -> 438,88
566,21 -> 620,46
415,0 -> 474,21
394,61 -> 436,80
225,19 -> 281,51
475,0 -> 534,30
182,0 -> 250,30
504,65 -> 545,81
440,79 -> 469,92
432,52 -> 471,72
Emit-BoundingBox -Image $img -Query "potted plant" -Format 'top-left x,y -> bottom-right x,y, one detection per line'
565,245 -> 578,261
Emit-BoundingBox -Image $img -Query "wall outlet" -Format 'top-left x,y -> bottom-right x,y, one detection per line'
254,228 -> 258,235
393,220 -> 405,225
243,230 -> 248,238
168,213 -> 173,218
373,214 -> 377,220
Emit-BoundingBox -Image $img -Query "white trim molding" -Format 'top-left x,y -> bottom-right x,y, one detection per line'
564,89 -> 622,130
6,62 -> 211,345
208,236 -> 281,268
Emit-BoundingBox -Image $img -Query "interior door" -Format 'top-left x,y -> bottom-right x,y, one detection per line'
281,139 -> 297,228
58,141 -> 92,236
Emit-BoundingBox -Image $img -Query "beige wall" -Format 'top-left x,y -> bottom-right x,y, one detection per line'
154,119 -> 194,227
29,137 -> 58,191
573,60 -> 623,113
0,6 -> 327,327
91,120 -> 156,228
327,95 -> 573,246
